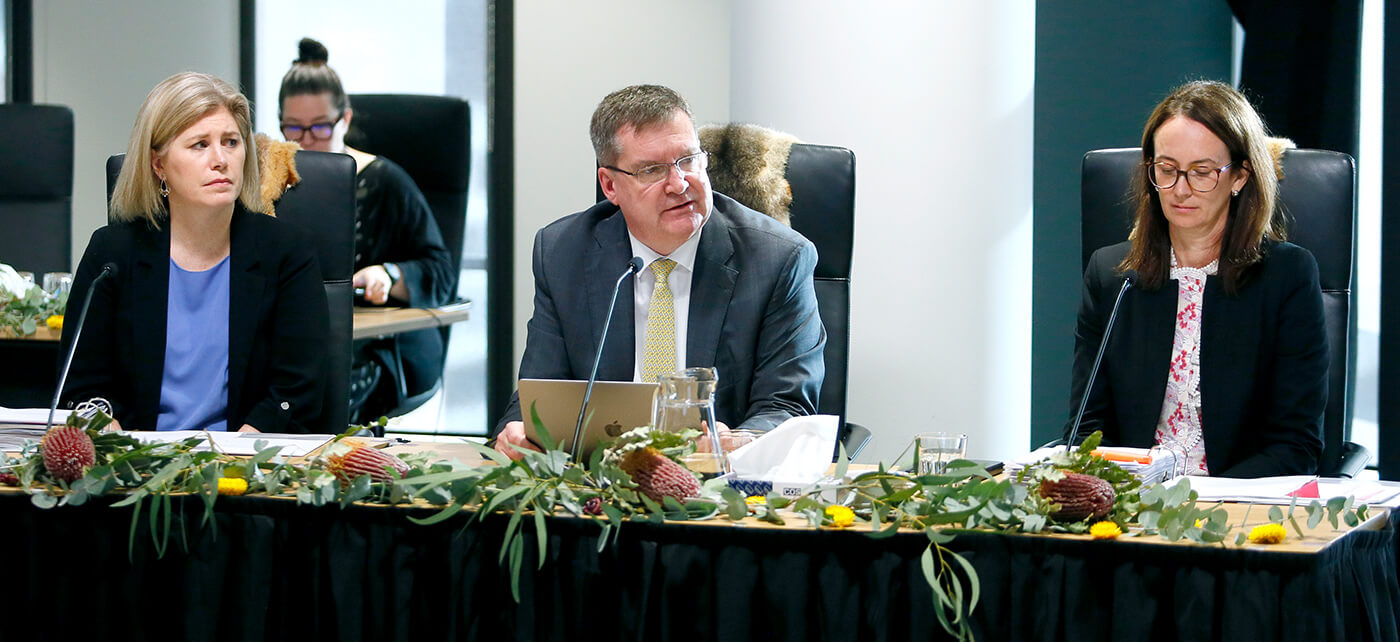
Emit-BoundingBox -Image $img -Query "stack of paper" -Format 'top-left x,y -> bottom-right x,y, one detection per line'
1176,475 -> 1400,507
1005,445 -> 1180,484
0,406 -> 71,451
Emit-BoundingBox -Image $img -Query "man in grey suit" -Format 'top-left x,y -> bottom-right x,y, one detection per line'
494,84 -> 825,459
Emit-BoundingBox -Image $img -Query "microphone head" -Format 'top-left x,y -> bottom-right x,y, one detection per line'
627,256 -> 644,273
100,262 -> 119,279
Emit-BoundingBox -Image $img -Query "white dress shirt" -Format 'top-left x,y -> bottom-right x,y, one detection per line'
629,227 -> 703,382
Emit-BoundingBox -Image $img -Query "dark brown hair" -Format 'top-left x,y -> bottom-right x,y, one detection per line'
1119,80 -> 1283,294
589,85 -> 692,166
277,38 -> 350,120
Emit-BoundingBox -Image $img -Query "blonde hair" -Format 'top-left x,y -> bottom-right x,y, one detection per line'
110,72 -> 262,224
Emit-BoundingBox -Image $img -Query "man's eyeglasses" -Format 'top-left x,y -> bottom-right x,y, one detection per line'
1147,160 -> 1234,192
281,115 -> 342,142
604,151 -> 709,185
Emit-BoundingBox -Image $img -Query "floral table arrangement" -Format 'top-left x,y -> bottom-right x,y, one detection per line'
0,410 -> 1371,641
0,264 -> 66,336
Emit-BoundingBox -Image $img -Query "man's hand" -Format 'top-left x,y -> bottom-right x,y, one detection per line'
494,420 -> 543,461
353,265 -> 393,305
696,422 -> 756,453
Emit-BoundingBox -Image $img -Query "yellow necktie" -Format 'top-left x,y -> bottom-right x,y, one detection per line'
642,258 -> 677,382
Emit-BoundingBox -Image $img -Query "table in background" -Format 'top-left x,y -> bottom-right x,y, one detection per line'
350,301 -> 471,340
0,443 -> 1394,642
0,303 -> 472,408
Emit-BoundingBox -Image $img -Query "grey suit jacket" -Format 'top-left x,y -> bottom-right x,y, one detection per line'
495,193 -> 826,436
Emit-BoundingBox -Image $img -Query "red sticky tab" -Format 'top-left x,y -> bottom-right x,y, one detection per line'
1287,479 -> 1321,499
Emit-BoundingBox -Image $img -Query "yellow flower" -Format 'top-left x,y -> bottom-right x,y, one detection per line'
1089,521 -> 1122,540
745,495 -> 767,506
217,477 -> 248,496
45,315 -> 63,330
1194,519 -> 1204,528
1248,523 -> 1287,544
825,504 -> 855,528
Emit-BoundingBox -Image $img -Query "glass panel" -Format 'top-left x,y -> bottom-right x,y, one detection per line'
255,0 -> 491,436
1351,0 -> 1383,470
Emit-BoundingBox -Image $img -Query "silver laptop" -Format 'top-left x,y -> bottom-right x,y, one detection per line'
517,379 -> 658,457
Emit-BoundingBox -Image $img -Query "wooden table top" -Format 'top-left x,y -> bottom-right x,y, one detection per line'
0,301 -> 472,343
368,442 -> 1391,552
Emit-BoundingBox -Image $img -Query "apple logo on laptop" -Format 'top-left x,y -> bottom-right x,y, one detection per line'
604,421 -> 624,437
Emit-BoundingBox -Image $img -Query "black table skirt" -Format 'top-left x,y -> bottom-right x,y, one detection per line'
2,493 -> 1395,642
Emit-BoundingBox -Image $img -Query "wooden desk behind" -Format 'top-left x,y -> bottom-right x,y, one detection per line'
0,302 -> 472,407
351,300 -> 472,340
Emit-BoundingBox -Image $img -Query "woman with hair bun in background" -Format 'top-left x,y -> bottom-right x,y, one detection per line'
280,37 -> 455,422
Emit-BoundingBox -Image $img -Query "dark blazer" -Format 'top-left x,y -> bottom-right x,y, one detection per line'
60,206 -> 329,433
495,193 -> 826,436
1065,240 -> 1327,477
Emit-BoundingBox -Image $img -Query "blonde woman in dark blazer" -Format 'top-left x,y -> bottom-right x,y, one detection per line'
60,72 -> 328,433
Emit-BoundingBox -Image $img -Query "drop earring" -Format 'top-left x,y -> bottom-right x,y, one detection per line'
160,179 -> 169,198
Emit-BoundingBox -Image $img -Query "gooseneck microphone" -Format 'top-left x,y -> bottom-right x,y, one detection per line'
570,256 -> 644,459
47,262 -> 119,431
1064,276 -> 1133,452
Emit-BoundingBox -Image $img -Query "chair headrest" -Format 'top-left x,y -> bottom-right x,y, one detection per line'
699,123 -> 799,226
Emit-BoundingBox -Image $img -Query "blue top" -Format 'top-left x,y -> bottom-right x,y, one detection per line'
157,256 -> 231,432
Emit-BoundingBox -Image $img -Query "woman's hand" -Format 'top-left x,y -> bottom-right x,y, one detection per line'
353,265 -> 393,305
237,424 -> 260,433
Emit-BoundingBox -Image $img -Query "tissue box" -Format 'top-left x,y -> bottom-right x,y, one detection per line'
723,473 -> 816,499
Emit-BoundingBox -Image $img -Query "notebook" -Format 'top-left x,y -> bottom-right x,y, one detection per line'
517,379 -> 658,457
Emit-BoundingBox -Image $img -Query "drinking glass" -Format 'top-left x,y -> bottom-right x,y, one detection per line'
42,272 -> 72,299
913,432 -> 968,475
653,367 -> 730,477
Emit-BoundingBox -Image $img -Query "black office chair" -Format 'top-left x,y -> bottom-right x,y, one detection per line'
345,94 -> 470,417
0,104 -> 74,275
696,124 -> 868,461
1082,147 -> 1368,477
105,150 -> 356,434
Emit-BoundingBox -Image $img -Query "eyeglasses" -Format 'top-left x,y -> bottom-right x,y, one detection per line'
604,151 -> 709,185
281,115 -> 342,142
1147,160 -> 1234,192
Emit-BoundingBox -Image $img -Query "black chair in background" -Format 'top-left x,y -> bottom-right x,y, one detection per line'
345,93 -> 471,417
0,105 -> 74,408
0,104 -> 74,275
1081,147 -> 1368,477
106,151 -> 356,434
669,125 -> 867,460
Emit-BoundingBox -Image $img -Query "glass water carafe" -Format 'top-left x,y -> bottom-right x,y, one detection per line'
652,367 -> 730,477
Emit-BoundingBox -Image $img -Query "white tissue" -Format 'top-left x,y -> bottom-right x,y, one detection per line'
727,414 -> 838,484
0,264 -> 35,298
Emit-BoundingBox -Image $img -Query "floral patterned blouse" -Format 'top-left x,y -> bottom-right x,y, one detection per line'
1155,250 -> 1218,475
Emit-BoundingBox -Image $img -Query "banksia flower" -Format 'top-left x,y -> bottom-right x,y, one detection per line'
41,425 -> 95,483
325,439 -> 410,486
618,447 -> 699,504
1039,472 -> 1116,522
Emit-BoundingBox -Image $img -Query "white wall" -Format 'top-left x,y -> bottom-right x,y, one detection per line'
511,0 -> 731,361
31,1 -> 240,267
728,2 -> 1035,463
252,1 -> 448,137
